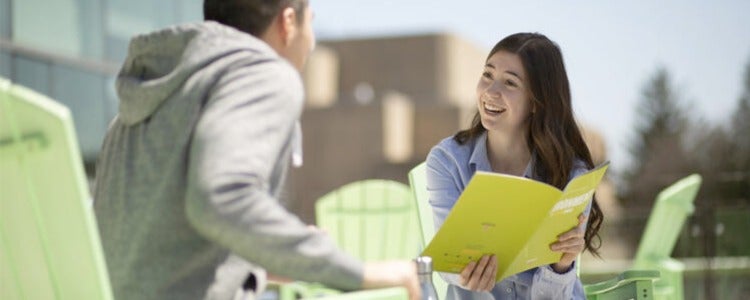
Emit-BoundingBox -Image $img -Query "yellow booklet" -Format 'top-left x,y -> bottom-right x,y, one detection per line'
421,162 -> 609,281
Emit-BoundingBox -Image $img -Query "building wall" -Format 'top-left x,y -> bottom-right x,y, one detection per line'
436,34 -> 487,109
285,33 -> 487,222
285,101 -> 464,223
319,33 -> 484,108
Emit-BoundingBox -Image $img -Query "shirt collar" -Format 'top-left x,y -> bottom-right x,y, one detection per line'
469,131 -> 535,179
468,132 -> 492,173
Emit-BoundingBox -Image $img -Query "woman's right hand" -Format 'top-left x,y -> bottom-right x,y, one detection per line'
459,254 -> 497,292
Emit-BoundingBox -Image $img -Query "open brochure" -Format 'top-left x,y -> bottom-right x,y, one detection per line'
421,162 -> 610,281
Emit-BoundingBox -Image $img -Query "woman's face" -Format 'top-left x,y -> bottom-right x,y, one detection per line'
476,51 -> 533,135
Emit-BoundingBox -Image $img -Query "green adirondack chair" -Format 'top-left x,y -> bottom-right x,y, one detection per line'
276,179 -> 417,300
407,162 -> 661,300
0,77 -> 114,300
407,163 -> 449,299
632,174 -> 702,300
315,179 -> 421,261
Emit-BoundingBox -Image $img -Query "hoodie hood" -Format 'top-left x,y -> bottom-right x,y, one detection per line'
116,21 -> 277,125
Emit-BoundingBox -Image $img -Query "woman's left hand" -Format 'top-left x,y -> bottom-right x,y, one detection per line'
549,213 -> 587,273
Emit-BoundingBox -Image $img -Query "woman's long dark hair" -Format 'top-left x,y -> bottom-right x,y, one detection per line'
454,32 -> 603,256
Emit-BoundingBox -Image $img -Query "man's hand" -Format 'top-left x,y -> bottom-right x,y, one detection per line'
363,260 -> 421,300
550,213 -> 587,273
459,254 -> 497,292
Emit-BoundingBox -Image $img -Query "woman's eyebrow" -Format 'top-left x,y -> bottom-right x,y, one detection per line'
505,70 -> 523,80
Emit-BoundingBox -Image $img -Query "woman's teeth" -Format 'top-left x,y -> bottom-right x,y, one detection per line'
484,102 -> 503,113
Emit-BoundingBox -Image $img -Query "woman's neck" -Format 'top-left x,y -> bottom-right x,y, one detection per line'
486,130 -> 531,176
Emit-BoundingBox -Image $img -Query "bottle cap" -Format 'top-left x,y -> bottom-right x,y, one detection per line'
415,256 -> 433,274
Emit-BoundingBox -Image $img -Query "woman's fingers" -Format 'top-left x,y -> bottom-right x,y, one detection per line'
578,213 -> 588,225
479,255 -> 497,291
459,260 -> 477,286
460,255 -> 496,291
558,219 -> 586,241
551,238 -> 585,252
466,255 -> 490,290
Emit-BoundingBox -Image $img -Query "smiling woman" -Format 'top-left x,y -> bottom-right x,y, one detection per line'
424,32 -> 602,300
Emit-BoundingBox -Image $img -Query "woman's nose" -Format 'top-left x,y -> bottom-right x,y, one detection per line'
486,81 -> 503,96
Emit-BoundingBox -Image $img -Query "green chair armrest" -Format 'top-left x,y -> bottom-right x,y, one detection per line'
584,270 -> 660,295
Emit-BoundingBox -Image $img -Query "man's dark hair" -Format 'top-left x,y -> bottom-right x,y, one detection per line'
204,0 -> 308,37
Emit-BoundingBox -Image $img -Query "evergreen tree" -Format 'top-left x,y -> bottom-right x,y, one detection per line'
622,67 -> 694,208
725,59 -> 750,203
730,59 -> 750,171
684,59 -> 750,207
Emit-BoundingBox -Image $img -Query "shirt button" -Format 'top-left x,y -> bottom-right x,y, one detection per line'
506,287 -> 512,293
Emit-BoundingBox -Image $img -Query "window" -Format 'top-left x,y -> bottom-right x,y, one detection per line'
0,52 -> 10,78
1,0 -> 10,39
104,0 -> 202,62
382,91 -> 414,163
12,0 -> 103,59
51,65 -> 108,160
13,56 -> 51,95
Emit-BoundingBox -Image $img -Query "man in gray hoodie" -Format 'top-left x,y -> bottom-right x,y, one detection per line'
93,1 -> 419,299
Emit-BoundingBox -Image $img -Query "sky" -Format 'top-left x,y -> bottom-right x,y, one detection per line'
309,0 -> 750,177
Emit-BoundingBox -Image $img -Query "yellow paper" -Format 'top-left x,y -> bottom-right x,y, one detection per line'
421,162 -> 610,281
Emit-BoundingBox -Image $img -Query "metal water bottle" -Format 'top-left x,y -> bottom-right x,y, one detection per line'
415,256 -> 439,300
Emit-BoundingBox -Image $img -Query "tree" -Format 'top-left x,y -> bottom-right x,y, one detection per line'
697,58 -> 750,206
729,59 -> 750,172
621,67 -> 695,208
722,58 -> 750,204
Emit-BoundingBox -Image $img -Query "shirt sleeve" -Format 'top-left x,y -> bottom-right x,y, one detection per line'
183,58 -> 363,291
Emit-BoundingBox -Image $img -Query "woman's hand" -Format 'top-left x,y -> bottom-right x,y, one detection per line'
550,214 -> 587,273
459,254 -> 497,292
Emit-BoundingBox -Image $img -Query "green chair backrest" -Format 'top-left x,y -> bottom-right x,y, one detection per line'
631,174 -> 701,300
407,162 -> 448,299
634,174 -> 702,264
407,162 -> 433,250
315,179 -> 420,261
0,78 -> 113,300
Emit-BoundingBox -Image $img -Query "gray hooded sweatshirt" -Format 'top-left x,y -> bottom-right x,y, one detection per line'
93,21 -> 362,300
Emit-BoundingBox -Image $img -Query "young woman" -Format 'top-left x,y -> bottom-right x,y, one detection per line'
425,32 -> 602,299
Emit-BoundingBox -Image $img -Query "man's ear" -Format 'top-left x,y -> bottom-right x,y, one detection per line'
279,6 -> 298,46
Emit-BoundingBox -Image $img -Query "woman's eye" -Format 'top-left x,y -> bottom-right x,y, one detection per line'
505,80 -> 517,87
482,71 -> 492,79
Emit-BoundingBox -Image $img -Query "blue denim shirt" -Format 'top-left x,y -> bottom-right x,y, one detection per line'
425,132 -> 589,300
